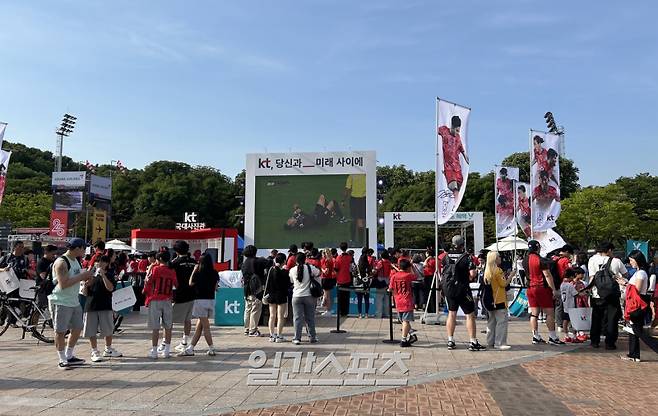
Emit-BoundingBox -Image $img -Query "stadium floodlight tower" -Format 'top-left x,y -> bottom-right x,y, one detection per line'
55,113 -> 77,172
544,112 -> 565,156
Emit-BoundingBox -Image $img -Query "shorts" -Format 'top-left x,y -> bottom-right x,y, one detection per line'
148,300 -> 173,330
445,292 -> 475,315
192,299 -> 215,319
398,311 -> 415,322
562,312 -> 570,322
527,286 -> 554,309
172,301 -> 194,323
50,302 -> 84,333
322,278 -> 337,290
83,310 -> 114,338
350,196 -> 366,220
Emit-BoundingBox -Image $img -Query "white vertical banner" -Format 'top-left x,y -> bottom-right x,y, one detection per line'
530,131 -> 561,232
535,228 -> 567,257
436,98 -> 471,225
495,166 -> 519,238
0,149 -> 11,206
516,182 -> 532,237
0,122 -> 6,142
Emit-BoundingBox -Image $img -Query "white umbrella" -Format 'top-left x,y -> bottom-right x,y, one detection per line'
485,235 -> 528,252
105,239 -> 134,252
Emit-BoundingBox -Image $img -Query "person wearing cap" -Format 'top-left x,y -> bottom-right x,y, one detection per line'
48,238 -> 94,370
523,240 -> 564,345
438,116 -> 469,198
442,235 -> 485,351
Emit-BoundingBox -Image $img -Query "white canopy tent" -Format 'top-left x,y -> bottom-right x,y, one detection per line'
105,239 -> 135,252
485,235 -> 528,252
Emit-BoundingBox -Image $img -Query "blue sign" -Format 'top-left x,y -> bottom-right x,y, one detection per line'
214,288 -> 245,326
626,240 -> 649,260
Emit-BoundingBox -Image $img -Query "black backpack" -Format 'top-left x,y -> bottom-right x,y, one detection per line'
594,257 -> 619,299
39,256 -> 75,297
441,253 -> 469,298
481,281 -> 495,311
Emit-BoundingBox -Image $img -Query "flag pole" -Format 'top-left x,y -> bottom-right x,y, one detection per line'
434,98 -> 440,319
529,129 -> 535,240
494,165 -> 499,252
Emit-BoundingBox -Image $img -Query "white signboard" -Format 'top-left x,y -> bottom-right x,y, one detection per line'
90,175 -> 112,200
52,171 -> 86,188
175,212 -> 206,230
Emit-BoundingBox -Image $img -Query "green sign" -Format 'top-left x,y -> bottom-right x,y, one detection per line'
626,240 -> 649,260
214,288 -> 245,326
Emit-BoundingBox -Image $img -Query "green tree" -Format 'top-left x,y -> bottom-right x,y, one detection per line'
0,192 -> 52,227
558,185 -> 640,249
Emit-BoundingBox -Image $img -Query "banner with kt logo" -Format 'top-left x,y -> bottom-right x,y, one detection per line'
214,288 -> 245,326
626,240 -> 649,260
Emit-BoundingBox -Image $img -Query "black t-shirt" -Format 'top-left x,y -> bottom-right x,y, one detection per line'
191,268 -> 219,300
85,271 -> 116,312
171,255 -> 197,303
446,250 -> 475,287
36,257 -> 53,280
0,254 -> 28,279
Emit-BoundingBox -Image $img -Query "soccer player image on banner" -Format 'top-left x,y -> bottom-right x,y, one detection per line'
516,182 -> 532,237
0,149 -> 11,206
530,131 -> 561,231
495,166 -> 519,238
436,99 -> 471,225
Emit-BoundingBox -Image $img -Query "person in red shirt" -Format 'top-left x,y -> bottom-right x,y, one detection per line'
523,240 -> 563,345
533,171 -> 559,204
516,184 -> 532,236
334,242 -> 353,316
320,248 -> 336,315
143,251 -> 177,359
372,250 -> 393,319
496,168 -> 514,201
389,259 -> 418,347
532,135 -> 548,172
86,241 -> 106,270
438,116 -> 469,199
285,244 -> 298,270
306,248 -> 322,268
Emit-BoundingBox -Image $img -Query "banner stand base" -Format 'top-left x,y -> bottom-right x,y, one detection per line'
421,313 -> 448,326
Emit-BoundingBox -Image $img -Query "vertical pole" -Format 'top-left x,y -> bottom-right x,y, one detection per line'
434,98 -> 440,317
529,130 -> 535,240
84,204 -> 89,243
494,165 -> 499,252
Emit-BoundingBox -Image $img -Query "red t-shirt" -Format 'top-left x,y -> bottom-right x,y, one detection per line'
423,257 -> 436,277
437,252 -> 448,274
335,253 -> 353,285
286,255 -> 297,270
375,259 -> 392,278
439,126 -> 465,185
138,259 -> 149,273
87,250 -> 103,270
321,257 -> 334,279
527,254 -> 548,288
556,257 -> 571,282
143,265 -> 177,305
307,258 -> 321,268
389,271 -> 415,313
533,184 -> 559,203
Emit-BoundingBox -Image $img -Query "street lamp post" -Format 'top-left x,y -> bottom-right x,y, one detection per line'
55,114 -> 76,172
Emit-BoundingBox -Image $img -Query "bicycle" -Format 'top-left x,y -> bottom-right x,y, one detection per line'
0,283 -> 54,344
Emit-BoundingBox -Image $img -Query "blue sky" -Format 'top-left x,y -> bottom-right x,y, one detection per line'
1,0 -> 657,186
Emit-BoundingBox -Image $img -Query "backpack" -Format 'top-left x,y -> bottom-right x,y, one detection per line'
481,281 -> 495,311
594,257 -> 619,300
40,256 -> 75,296
308,265 -> 323,298
441,253 -> 469,298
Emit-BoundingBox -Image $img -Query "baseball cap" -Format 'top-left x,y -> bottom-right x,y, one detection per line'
528,240 -> 541,253
452,235 -> 465,247
67,238 -> 87,250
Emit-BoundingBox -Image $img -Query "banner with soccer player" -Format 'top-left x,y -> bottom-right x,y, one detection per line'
516,182 -> 532,237
436,98 -> 471,225
495,166 -> 519,238
0,149 -> 11,206
530,131 -> 561,232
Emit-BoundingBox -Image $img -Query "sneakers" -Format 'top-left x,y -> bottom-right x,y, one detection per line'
207,348 -> 216,356
576,334 -> 588,343
468,341 -> 486,351
157,343 -> 166,353
103,347 -> 122,358
174,343 -> 188,353
321,311 -> 332,317
310,337 -> 319,344
160,346 -> 171,358
409,334 -> 418,344
244,329 -> 250,336
177,345 -> 194,357
548,338 -> 566,346
564,336 -> 575,343
447,340 -> 456,350
292,339 -> 301,345
495,345 -> 512,351
248,329 -> 261,337
622,325 -> 635,335
620,355 -> 641,363
532,336 -> 546,345
90,350 -> 103,362
269,335 -> 276,343
275,335 -> 286,343
67,356 -> 86,366
400,339 -> 411,348
58,361 -> 72,370
148,348 -> 158,359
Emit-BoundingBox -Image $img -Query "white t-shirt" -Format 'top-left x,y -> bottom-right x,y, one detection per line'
289,264 -> 321,298
587,254 -> 628,298
628,269 -> 648,295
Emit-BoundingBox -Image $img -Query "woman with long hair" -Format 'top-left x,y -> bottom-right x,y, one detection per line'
619,250 -> 649,362
180,253 -> 219,356
356,249 -> 372,318
266,253 -> 291,342
484,251 -> 512,350
320,248 -> 336,316
289,252 -> 321,345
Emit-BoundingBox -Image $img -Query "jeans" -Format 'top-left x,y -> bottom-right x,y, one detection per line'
292,296 -> 317,341
486,309 -> 509,347
590,297 -> 620,347
356,290 -> 370,315
628,308 -> 645,359
244,296 -> 262,332
374,288 -> 390,318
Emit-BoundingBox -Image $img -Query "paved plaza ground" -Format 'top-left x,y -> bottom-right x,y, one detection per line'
0,312 -> 656,416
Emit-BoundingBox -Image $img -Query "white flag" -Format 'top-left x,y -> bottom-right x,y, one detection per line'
535,228 -> 567,257
0,122 -> 6,143
516,182 -> 532,237
436,99 -> 471,225
530,131 -> 561,231
0,149 -> 11,206
495,166 -> 519,238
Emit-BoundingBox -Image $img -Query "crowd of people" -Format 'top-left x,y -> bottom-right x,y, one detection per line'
1,234 -> 656,369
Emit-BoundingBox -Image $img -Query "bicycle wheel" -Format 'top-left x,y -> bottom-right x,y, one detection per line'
0,305 -> 10,337
29,310 -> 54,344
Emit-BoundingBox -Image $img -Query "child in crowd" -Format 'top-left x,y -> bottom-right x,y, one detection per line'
143,251 -> 177,359
560,268 -> 579,343
389,259 -> 418,347
572,267 -> 589,342
83,255 -> 122,362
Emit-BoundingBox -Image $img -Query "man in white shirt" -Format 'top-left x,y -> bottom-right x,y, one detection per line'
586,242 -> 628,350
